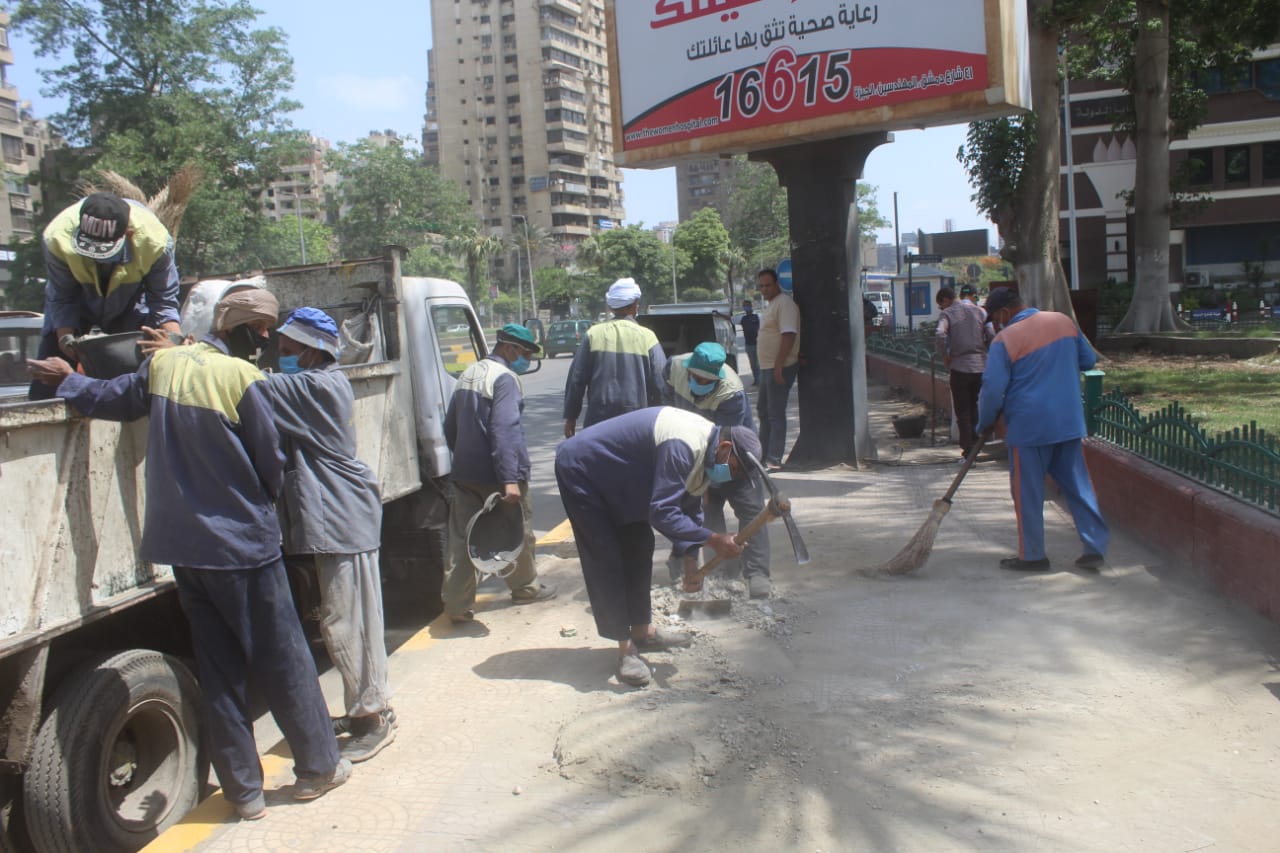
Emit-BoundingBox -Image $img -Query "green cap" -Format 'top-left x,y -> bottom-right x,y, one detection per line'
496,322 -> 542,356
685,341 -> 726,380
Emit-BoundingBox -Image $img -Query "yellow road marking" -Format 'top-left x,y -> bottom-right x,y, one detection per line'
537,518 -> 574,547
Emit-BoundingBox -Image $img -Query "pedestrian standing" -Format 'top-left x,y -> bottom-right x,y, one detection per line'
976,288 -> 1109,572
29,193 -> 182,400
555,407 -> 755,686
935,286 -> 988,458
445,324 -> 557,622
563,277 -> 665,437
663,341 -> 772,598
265,307 -> 395,764
29,290 -> 349,820
739,299 -> 761,387
755,269 -> 801,470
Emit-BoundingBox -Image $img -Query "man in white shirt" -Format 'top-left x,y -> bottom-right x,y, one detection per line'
754,269 -> 801,470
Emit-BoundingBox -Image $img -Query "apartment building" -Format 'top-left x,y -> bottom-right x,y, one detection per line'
1060,47 -> 1280,292
675,158 -> 739,223
423,0 -> 625,258
262,135 -> 332,225
0,11 -> 57,302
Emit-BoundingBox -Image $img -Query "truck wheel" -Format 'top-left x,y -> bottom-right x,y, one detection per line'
23,650 -> 202,853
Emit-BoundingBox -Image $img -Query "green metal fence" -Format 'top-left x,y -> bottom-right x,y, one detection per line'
1088,383 -> 1280,515
865,331 -> 944,376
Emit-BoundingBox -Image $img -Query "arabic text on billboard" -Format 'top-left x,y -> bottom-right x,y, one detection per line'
616,0 -> 990,153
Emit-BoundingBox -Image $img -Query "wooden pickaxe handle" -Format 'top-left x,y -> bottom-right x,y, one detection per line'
682,496 -> 789,592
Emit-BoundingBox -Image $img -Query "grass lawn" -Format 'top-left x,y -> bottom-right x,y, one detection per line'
1098,352 -> 1280,437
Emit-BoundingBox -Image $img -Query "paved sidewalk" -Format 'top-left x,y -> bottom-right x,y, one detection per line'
146,387 -> 1280,852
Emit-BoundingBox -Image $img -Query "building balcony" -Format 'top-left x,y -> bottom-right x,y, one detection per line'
547,137 -> 589,155
551,202 -> 590,216
552,223 -> 591,237
541,0 -> 582,15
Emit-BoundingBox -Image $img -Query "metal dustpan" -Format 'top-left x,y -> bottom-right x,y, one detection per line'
464,492 -> 526,578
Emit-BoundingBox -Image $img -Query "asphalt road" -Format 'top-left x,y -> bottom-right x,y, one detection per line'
517,352 -> 576,533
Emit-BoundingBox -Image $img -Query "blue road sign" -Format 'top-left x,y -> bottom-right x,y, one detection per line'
777,258 -> 793,292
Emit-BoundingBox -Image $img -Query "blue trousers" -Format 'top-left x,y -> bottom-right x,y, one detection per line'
1009,440 -> 1110,561
757,362 -> 798,465
174,559 -> 340,806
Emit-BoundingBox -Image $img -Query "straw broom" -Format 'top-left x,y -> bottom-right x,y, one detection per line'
874,434 -> 988,575
78,164 -> 203,237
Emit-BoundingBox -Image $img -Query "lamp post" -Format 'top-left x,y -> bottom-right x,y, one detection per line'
512,214 -> 536,323
278,189 -> 308,265
671,225 -> 679,303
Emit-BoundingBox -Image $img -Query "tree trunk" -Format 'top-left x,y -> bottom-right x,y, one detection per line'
1013,0 -> 1078,318
758,134 -> 889,467
1115,0 -> 1184,332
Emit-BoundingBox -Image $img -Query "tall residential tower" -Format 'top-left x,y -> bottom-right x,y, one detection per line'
424,0 -> 625,264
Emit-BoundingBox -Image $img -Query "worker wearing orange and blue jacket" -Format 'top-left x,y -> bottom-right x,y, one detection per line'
976,288 -> 1109,573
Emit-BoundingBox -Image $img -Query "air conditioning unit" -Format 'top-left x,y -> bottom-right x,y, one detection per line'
1185,271 -> 1203,287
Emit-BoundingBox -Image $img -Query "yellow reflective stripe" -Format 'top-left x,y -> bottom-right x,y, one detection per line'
455,358 -> 521,399
44,201 -> 171,297
587,319 -> 659,357
147,344 -> 264,423
668,356 -> 743,412
653,407 -> 714,496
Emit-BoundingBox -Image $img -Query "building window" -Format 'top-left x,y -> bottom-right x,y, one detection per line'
1225,145 -> 1250,184
0,135 -> 23,165
1185,148 -> 1214,186
1262,142 -> 1280,181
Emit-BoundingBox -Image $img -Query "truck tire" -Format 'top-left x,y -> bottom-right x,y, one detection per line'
23,650 -> 202,853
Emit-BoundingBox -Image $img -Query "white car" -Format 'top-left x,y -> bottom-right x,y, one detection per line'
0,311 -> 42,400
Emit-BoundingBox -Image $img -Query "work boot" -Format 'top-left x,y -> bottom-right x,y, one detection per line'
1075,553 -> 1105,571
333,706 -> 397,736
234,792 -> 266,821
999,557 -> 1051,571
511,582 -> 557,604
339,712 -> 396,764
293,758 -> 353,801
618,653 -> 650,687
747,575 -> 772,599
634,626 -> 692,651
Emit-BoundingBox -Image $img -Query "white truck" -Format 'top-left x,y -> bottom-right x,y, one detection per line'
0,249 -> 485,853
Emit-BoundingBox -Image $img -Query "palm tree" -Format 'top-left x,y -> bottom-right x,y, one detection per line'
448,226 -> 503,302
574,233 -> 610,278
720,244 -> 748,306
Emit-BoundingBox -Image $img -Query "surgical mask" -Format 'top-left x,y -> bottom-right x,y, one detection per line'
277,355 -> 303,374
227,326 -> 270,362
707,462 -> 733,484
511,355 -> 531,374
689,378 -> 717,397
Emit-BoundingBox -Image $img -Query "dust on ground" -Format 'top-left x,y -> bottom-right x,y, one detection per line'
1101,349 -> 1280,372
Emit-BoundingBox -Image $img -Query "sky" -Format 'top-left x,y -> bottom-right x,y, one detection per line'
5,0 -> 996,247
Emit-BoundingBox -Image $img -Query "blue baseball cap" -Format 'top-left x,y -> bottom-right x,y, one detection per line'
278,307 -> 340,357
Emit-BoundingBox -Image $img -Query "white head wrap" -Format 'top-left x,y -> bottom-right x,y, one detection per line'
606,277 -> 642,309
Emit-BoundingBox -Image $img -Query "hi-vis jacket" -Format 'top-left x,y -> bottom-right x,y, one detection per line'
563,316 -> 666,427
554,407 -> 718,554
41,198 -> 180,334
663,354 -> 753,429
57,338 -> 285,570
977,307 -> 1097,448
445,354 -> 530,485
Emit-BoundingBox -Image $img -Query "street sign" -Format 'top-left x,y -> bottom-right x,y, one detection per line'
777,258 -> 793,292
909,253 -> 942,264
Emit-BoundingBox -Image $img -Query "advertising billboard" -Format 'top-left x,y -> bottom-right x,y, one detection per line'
607,0 -> 1031,166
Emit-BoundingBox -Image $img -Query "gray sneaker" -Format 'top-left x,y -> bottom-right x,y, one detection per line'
293,758 -> 353,801
235,792 -> 266,821
618,653 -> 650,687
748,575 -> 772,599
339,713 -> 396,764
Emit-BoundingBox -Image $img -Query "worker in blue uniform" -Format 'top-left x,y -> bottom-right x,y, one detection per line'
663,342 -> 772,598
555,407 -> 760,687
29,289 -> 350,820
563,277 -> 666,437
976,288 -> 1110,572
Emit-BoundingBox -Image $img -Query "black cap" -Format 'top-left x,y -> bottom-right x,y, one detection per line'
985,287 -> 1020,314
959,283 -> 977,297
73,193 -> 131,260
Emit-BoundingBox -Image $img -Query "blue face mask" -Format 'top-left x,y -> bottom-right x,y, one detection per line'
689,378 -> 717,397
707,462 -> 733,484
277,355 -> 303,374
510,355 -> 531,375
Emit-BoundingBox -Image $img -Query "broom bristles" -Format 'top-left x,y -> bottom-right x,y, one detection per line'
876,499 -> 951,575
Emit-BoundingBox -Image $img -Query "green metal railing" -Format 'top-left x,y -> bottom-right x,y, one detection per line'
865,330 -> 944,376
1089,387 -> 1280,515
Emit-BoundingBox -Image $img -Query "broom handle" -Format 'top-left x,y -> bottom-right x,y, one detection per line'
941,434 -> 988,504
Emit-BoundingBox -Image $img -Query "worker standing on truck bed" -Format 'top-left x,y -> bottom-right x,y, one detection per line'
444,323 -> 557,622
563,277 -> 666,437
29,193 -> 182,400
263,307 -> 396,764
554,407 -> 755,687
28,289 -> 351,821
662,342 -> 772,598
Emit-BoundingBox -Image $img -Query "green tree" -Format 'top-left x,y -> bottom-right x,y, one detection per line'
13,0 -> 306,276
596,225 -> 679,304
1,237 -> 47,311
404,244 -> 464,281
447,227 -> 503,302
726,157 -> 791,271
855,184 -> 891,241
326,137 -> 471,258
673,207 -> 731,296
246,217 -> 335,269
